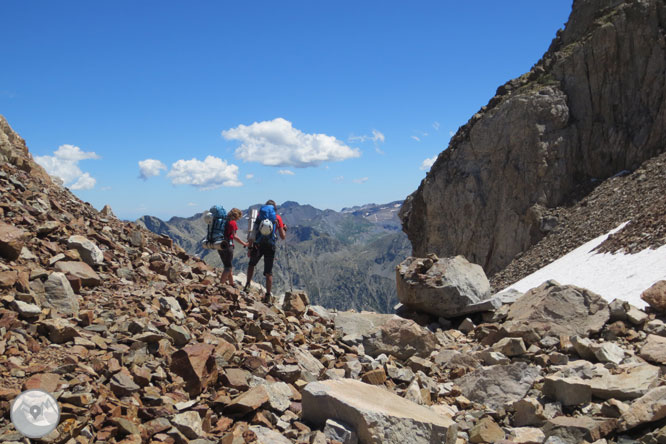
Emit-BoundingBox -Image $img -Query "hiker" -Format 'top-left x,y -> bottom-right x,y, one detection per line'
220,208 -> 248,288
244,200 -> 287,302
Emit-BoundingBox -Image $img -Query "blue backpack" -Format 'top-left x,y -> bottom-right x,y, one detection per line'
203,205 -> 228,249
254,204 -> 277,246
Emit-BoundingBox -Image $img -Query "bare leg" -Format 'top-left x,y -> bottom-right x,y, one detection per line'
266,274 -> 273,296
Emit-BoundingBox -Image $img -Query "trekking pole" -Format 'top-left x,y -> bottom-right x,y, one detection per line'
284,229 -> 294,293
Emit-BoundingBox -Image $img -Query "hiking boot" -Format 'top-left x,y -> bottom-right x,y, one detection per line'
262,292 -> 272,304
242,284 -> 250,294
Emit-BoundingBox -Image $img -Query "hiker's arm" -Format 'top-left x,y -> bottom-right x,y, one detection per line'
234,234 -> 248,248
278,223 -> 286,240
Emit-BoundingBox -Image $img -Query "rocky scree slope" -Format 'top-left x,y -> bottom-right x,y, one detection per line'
400,0 -> 666,275
3,115 -> 666,442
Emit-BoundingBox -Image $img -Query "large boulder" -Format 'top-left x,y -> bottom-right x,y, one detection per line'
302,379 -> 455,444
400,0 -> 666,274
503,280 -> 609,339
54,261 -> 101,287
396,255 -> 497,318
641,280 -> 666,312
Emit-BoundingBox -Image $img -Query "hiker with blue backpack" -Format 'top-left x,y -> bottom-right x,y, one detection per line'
202,206 -> 248,289
243,200 -> 287,302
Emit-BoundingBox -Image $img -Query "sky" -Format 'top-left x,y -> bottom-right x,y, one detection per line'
1,1 -> 573,221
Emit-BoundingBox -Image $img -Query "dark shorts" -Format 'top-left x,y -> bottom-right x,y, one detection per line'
248,243 -> 276,276
218,244 -> 234,271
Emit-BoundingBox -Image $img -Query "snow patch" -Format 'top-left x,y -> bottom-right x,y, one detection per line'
502,222 -> 666,309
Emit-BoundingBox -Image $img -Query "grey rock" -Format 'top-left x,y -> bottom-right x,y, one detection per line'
504,281 -> 609,340
172,411 -> 204,440
396,255 -> 494,318
43,272 -> 79,316
67,235 -> 104,266
324,419 -> 358,444
361,317 -> 438,361
167,325 -> 192,346
457,362 -> 540,410
302,379 -> 455,444
249,425 -> 293,444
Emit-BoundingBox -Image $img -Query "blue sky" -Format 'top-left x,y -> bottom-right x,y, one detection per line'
1,1 -> 572,220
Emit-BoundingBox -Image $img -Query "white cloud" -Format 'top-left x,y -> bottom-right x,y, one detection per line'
70,172 -> 96,190
223,118 -> 360,167
411,136 -> 421,142
420,155 -> 438,171
353,177 -> 369,184
278,169 -> 295,176
167,155 -> 242,189
333,176 -> 344,183
433,121 -> 440,130
34,144 -> 100,189
138,159 -> 167,180
187,202 -> 198,207
349,129 -> 385,144
449,130 -> 455,137
246,173 -> 254,179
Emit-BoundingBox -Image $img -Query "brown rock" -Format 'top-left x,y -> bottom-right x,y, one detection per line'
55,261 -> 102,287
170,343 -> 218,396
469,417 -> 505,443
639,334 -> 666,365
0,271 -> 18,288
361,368 -> 387,385
641,280 -> 666,312
224,386 -> 270,416
544,416 -> 616,442
23,373 -> 62,392
282,290 -> 309,316
0,222 -> 26,260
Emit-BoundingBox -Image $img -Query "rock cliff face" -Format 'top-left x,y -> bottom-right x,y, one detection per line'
400,0 -> 666,274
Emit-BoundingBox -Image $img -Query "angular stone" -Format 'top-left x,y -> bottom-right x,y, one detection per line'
55,261 -> 101,287
67,235 -> 104,266
166,325 -> 191,347
493,337 -> 527,356
302,379 -> 455,444
282,290 -> 309,316
641,280 -> 666,312
291,346 -> 325,382
13,300 -> 41,318
618,386 -> 666,431
361,317 -> 438,361
23,373 -> 62,392
507,427 -> 546,444
170,343 -> 217,396
324,419 -> 358,444
361,368 -> 387,385
43,272 -> 79,316
396,255 -> 492,318
264,381 -> 293,413
110,369 -> 141,397
504,281 -> 609,339
458,362 -> 540,410
224,385 -> 269,416
248,425 -> 293,444
0,222 -> 26,260
544,416 -> 616,443
639,334 -> 666,365
512,398 -> 545,427
469,417 -> 504,443
0,271 -> 17,288
172,411 -> 204,440
542,374 -> 592,407
38,318 -> 78,343
159,296 -> 185,321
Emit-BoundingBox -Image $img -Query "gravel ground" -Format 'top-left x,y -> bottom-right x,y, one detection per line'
490,149 -> 666,292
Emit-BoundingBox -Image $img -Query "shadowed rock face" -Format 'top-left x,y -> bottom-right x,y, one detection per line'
400,0 -> 666,274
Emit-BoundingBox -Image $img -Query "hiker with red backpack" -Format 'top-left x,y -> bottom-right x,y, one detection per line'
243,200 -> 287,302
219,208 -> 248,288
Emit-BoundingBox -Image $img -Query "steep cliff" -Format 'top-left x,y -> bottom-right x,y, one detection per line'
400,0 -> 666,274
0,115 -> 51,184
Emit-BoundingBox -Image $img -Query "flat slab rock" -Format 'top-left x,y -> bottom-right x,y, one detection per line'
457,362 -> 540,410
302,378 -> 455,444
503,280 -> 609,339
